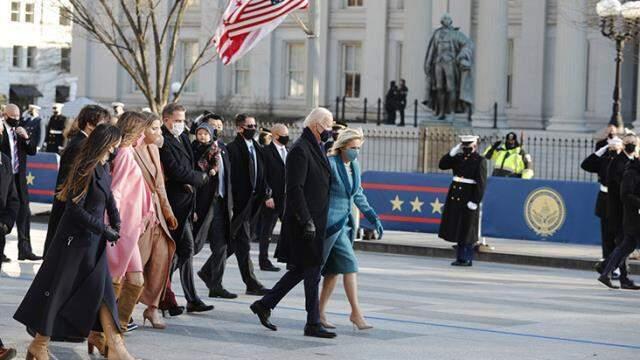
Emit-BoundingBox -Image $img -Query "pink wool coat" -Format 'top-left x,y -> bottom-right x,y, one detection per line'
106,144 -> 154,279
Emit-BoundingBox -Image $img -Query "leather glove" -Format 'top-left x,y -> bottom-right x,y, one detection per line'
492,140 -> 502,149
467,201 -> 478,211
375,220 -> 384,240
303,220 -> 316,242
104,226 -> 120,245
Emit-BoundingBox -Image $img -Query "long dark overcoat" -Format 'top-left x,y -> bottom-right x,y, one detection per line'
14,164 -> 121,338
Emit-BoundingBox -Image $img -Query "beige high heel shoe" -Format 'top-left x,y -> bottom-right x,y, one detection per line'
319,314 -> 336,329
26,334 -> 50,360
143,307 -> 167,329
350,315 -> 373,331
87,330 -> 108,357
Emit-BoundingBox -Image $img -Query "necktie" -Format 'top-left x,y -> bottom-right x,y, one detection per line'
217,153 -> 225,198
249,145 -> 256,190
280,147 -> 286,164
12,129 -> 19,174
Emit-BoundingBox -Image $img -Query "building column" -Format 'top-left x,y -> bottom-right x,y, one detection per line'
306,0 -> 323,110
362,0 -> 388,105
404,0 -> 432,122
547,0 -> 588,132
472,0 -> 508,128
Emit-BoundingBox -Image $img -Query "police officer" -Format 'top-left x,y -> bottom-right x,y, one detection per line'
438,135 -> 487,266
324,120 -> 347,154
483,132 -> 534,179
582,136 -> 622,263
598,134 -> 640,289
44,103 -> 67,153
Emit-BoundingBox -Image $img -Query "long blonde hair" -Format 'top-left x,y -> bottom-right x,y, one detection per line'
329,127 -> 364,156
117,111 -> 153,147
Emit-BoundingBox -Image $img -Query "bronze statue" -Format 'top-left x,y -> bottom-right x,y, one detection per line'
423,14 -> 474,120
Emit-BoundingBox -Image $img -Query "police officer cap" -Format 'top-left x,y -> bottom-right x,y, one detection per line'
28,104 -> 41,111
333,121 -> 348,131
111,102 -> 125,108
52,103 -> 63,110
459,135 -> 478,144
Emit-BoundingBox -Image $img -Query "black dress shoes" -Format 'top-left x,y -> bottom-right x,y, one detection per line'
451,260 -> 472,267
260,263 -> 281,272
620,278 -> 640,290
161,305 -> 185,317
598,275 -> 620,289
250,301 -> 277,331
304,324 -> 337,339
18,253 -> 42,261
1,254 -> 10,263
246,287 -> 270,296
209,288 -> 238,299
186,301 -> 214,313
594,261 -> 603,274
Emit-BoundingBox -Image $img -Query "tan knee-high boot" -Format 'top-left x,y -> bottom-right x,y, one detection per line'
26,333 -> 50,360
87,330 -> 108,357
118,280 -> 144,331
99,304 -> 135,360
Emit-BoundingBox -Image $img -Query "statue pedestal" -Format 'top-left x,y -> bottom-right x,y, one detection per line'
419,112 -> 473,129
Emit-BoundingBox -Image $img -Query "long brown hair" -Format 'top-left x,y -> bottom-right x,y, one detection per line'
57,124 -> 122,203
117,111 -> 153,147
65,105 -> 111,139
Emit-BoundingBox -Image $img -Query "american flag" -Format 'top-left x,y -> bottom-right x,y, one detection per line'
214,0 -> 309,65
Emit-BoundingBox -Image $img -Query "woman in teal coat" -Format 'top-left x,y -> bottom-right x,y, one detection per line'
319,128 -> 384,331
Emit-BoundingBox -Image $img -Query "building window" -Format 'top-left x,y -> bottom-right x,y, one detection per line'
180,41 -> 199,93
506,38 -> 514,106
12,46 -> 22,67
341,43 -> 361,98
11,1 -> 21,22
346,0 -> 363,7
285,43 -> 305,98
27,47 -> 37,68
233,56 -> 251,96
61,48 -> 71,72
25,2 -> 35,23
59,7 -> 71,26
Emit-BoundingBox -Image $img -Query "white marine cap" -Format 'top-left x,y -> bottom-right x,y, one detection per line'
459,135 -> 479,144
141,107 -> 152,113
28,104 -> 41,111
52,103 -> 64,110
111,102 -> 125,108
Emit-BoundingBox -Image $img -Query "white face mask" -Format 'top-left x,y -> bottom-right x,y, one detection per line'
154,135 -> 165,148
171,122 -> 185,137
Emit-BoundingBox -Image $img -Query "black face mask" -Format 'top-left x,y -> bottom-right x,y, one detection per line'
242,128 -> 256,140
108,148 -> 119,163
317,126 -> 331,143
505,141 -> 517,150
624,143 -> 636,154
462,146 -> 473,155
5,117 -> 19,127
278,135 -> 290,146
608,133 -> 615,139
332,131 -> 340,141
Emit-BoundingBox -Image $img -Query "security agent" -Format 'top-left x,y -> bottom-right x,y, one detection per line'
483,132 -> 534,179
438,135 -> 487,266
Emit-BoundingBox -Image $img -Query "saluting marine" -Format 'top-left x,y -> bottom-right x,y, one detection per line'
438,135 -> 487,266
44,103 -> 68,153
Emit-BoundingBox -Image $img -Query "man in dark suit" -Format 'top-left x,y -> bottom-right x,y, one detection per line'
1,104 -> 38,261
226,114 -> 270,295
159,103 -> 213,313
197,114 -> 238,299
250,107 -> 337,339
256,123 -> 290,272
0,115 -> 21,269
398,79 -> 408,127
43,105 -> 110,256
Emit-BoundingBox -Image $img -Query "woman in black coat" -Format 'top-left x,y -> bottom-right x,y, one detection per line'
13,124 -> 136,360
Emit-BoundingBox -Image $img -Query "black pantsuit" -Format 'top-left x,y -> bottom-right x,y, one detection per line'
604,152 -> 633,279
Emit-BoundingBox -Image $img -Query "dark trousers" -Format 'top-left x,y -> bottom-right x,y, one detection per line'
399,107 -> 406,126
256,207 -> 279,267
260,265 -> 321,325
386,109 -> 396,125
456,242 -> 474,262
16,176 -> 32,256
232,218 -> 263,290
171,220 -> 201,304
0,234 -> 5,264
199,198 -> 229,291
600,217 -> 616,259
603,233 -> 639,278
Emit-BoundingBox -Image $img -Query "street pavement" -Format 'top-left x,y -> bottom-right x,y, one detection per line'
1,223 -> 639,359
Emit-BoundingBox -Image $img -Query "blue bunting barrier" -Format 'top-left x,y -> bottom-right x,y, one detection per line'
360,171 -> 601,245
26,152 -> 59,204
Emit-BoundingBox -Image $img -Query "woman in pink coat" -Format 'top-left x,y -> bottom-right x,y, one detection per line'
107,112 -> 155,331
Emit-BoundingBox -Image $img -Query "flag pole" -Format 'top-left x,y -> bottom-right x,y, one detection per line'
292,12 -> 315,37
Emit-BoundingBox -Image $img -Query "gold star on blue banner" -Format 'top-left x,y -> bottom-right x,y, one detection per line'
430,197 -> 444,214
26,172 -> 35,186
410,196 -> 424,212
390,195 -> 404,211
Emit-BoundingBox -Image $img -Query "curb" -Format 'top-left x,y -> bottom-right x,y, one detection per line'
353,241 -> 640,275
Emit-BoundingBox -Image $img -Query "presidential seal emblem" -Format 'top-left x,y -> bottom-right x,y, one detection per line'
524,187 -> 566,237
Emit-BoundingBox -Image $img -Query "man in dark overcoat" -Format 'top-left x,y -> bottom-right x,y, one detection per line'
438,135 -> 487,266
250,107 -> 337,339
159,103 -> 213,313
0,116 -> 20,268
